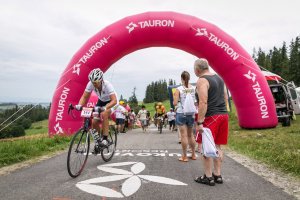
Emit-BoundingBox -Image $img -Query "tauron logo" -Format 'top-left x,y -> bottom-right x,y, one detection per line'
71,37 -> 109,75
126,22 -> 138,33
244,70 -> 256,82
194,27 -> 239,61
72,63 -> 81,75
244,70 -> 269,119
54,122 -> 63,134
195,28 -> 208,37
126,20 -> 175,33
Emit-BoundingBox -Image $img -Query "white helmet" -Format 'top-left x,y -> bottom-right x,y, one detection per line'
88,68 -> 103,82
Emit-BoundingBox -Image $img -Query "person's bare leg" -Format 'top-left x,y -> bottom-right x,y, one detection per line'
92,119 -> 101,134
102,110 -> 110,136
202,156 -> 213,177
187,127 -> 196,159
179,126 -> 188,158
213,145 -> 223,176
177,128 -> 181,143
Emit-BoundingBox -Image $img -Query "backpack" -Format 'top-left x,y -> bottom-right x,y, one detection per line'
182,87 -> 197,115
201,128 -> 219,158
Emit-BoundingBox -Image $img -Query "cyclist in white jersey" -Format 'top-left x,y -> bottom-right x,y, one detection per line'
75,68 -> 117,145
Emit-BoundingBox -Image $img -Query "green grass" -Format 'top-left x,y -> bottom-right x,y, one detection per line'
25,120 -> 48,136
0,136 -> 70,168
0,120 -> 71,168
228,105 -> 300,177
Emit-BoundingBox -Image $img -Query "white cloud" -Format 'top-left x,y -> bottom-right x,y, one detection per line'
0,0 -> 299,102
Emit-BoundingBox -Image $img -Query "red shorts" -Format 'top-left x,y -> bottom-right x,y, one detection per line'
198,114 -> 229,145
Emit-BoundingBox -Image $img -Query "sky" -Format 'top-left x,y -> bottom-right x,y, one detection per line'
0,0 -> 299,103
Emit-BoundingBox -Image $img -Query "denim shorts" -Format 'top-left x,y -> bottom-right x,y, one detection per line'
176,113 -> 194,127
116,118 -> 125,125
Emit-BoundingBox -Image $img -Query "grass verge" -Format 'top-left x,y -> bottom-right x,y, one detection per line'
0,135 -> 70,168
25,120 -> 48,136
228,106 -> 300,177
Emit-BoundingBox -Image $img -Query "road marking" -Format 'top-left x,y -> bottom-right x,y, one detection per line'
76,162 -> 187,198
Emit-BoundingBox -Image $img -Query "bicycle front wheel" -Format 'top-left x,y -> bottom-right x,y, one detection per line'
67,128 -> 90,178
159,121 -> 163,134
101,126 -> 117,162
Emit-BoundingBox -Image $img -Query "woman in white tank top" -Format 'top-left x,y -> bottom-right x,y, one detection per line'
173,71 -> 197,162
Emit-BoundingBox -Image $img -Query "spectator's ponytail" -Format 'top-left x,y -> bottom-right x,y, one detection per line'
181,71 -> 190,88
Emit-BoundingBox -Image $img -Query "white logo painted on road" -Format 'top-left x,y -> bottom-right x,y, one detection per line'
76,161 -> 187,198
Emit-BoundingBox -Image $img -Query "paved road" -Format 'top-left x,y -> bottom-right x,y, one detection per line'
0,125 -> 296,200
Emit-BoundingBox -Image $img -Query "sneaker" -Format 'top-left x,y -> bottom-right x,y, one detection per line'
99,139 -> 108,147
92,143 -> 100,155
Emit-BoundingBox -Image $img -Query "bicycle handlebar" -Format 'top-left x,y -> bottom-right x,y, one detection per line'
68,103 -> 105,115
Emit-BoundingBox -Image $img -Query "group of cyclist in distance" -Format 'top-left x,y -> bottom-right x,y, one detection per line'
74,68 -> 172,151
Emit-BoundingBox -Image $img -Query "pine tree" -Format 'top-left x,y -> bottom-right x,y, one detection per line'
128,87 -> 138,107
280,42 -> 289,79
289,37 -> 300,85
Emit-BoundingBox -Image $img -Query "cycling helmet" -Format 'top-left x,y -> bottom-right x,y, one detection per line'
88,68 -> 103,82
157,102 -> 163,106
119,100 -> 125,105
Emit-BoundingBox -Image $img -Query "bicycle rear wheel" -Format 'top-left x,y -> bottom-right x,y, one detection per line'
67,128 -> 90,178
101,126 -> 117,162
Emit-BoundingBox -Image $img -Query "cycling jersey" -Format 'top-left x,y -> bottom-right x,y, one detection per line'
85,80 -> 116,102
156,106 -> 165,115
114,104 -> 127,119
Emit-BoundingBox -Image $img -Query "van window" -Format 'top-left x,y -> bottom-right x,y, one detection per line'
289,88 -> 297,100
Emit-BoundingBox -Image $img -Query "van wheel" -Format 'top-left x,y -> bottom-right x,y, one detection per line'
282,116 -> 291,126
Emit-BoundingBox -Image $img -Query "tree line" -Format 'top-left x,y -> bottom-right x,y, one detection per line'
0,104 -> 50,138
143,79 -> 176,103
253,36 -> 300,85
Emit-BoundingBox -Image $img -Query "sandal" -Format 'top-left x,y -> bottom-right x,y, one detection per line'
194,175 -> 215,186
178,156 -> 188,162
212,173 -> 223,184
190,155 -> 197,160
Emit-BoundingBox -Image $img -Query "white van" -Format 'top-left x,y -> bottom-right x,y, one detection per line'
286,82 -> 300,114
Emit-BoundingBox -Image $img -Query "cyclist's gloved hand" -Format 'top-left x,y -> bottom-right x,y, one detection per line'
75,104 -> 82,111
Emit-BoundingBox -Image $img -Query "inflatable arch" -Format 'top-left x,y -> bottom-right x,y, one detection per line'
48,11 -> 277,135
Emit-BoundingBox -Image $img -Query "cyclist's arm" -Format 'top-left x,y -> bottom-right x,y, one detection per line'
78,91 -> 91,106
105,93 -> 117,110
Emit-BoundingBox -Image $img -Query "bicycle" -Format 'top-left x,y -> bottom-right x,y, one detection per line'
156,116 -> 164,134
67,104 -> 117,178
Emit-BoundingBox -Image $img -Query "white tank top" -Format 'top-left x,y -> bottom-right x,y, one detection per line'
176,85 -> 196,113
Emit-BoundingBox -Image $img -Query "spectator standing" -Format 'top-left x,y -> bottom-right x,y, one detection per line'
115,101 -> 127,134
193,58 -> 229,186
137,105 -> 148,132
173,71 -> 197,162
166,108 -> 176,131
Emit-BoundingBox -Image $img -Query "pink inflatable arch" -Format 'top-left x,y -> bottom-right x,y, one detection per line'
48,11 -> 277,135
